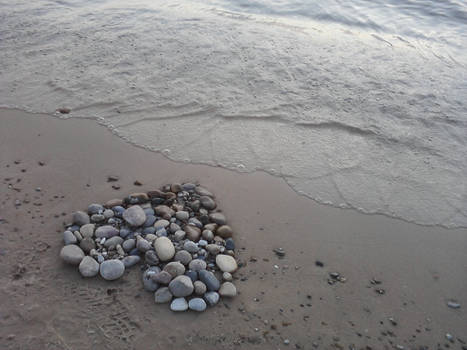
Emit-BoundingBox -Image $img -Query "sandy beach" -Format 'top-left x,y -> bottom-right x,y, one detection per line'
0,108 -> 465,349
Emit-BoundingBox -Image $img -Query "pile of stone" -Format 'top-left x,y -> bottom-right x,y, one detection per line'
59,183 -> 238,312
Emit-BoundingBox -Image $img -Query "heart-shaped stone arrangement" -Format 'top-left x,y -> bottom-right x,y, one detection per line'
59,183 -> 238,312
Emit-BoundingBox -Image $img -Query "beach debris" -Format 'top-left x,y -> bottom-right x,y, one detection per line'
273,247 -> 286,258
57,108 -> 71,114
375,288 -> 386,295
388,317 -> 397,326
107,175 -> 119,182
328,272 -> 346,285
59,183 -> 238,312
446,333 -> 454,342
315,260 -> 324,267
447,300 -> 461,309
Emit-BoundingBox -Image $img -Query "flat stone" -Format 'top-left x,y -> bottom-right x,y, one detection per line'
189,298 -> 207,312
154,237 -> 175,261
72,211 -> 90,226
123,205 -> 147,227
60,245 -> 85,265
136,237 -> 151,252
164,261 -> 186,277
183,241 -> 199,254
154,219 -> 170,229
142,266 -> 160,292
198,270 -> 220,291
122,255 -> 141,268
206,244 -> 221,255
79,256 -> 99,277
189,259 -> 207,271
199,196 -> 216,210
155,287 -> 173,304
175,211 -> 189,221
95,225 -> 119,239
216,254 -> 238,273
105,198 -> 123,208
169,275 -> 194,297
154,205 -> 175,220
79,237 -> 96,253
122,238 -> 135,252
209,212 -> 226,225
219,282 -> 237,297
99,259 -> 125,280
195,186 -> 214,197
184,225 -> 201,242
174,250 -> 192,265
145,250 -> 160,265
91,214 -> 105,222
104,236 -> 123,248
79,224 -> 95,238
152,270 -> 172,284
216,225 -> 233,238
63,231 -> 77,245
204,291 -> 220,306
170,297 -> 188,311
194,280 -> 207,295
174,230 -> 186,241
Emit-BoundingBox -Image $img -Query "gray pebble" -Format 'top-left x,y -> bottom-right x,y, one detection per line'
170,297 -> 188,311
152,270 -> 173,285
174,230 -> 186,241
142,266 -> 161,292
174,250 -> 192,265
123,205 -> 147,227
99,259 -> 125,280
204,291 -> 220,306
169,275 -> 194,297
194,280 -> 207,295
95,225 -> 119,239
73,211 -> 90,226
164,261 -> 186,277
103,209 -> 114,219
79,256 -> 99,277
155,287 -> 173,304
104,236 -> 123,249
189,259 -> 207,271
63,231 -> 77,245
79,224 -> 95,238
189,298 -> 207,312
199,196 -> 216,210
183,241 -> 199,254
122,238 -> 135,252
88,203 -> 104,215
209,212 -> 226,225
60,245 -> 85,265
175,211 -> 189,222
198,270 -> 220,291
145,250 -> 160,265
91,214 -> 105,223
185,270 -> 198,282
122,255 -> 141,268
136,237 -> 152,252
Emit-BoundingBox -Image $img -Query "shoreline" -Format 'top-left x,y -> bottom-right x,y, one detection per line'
0,108 -> 466,349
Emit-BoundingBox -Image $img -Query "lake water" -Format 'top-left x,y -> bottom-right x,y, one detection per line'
1,0 -> 466,227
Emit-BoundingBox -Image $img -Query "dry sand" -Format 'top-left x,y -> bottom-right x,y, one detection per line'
0,108 -> 466,350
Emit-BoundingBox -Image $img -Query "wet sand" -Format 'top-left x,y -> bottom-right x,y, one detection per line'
0,108 -> 466,350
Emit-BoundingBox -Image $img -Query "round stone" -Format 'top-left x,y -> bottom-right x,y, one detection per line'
122,238 -> 135,252
189,298 -> 207,312
169,223 -> 181,234
154,237 -> 175,261
72,211 -> 90,226
183,241 -> 199,254
216,225 -> 233,238
103,209 -> 114,219
99,259 -> 125,280
169,275 -> 194,297
174,250 -> 192,265
184,225 -> 201,241
219,282 -> 237,297
144,215 -> 157,227
60,245 -> 85,265
91,214 -> 105,223
204,291 -> 220,306
209,212 -> 226,225
164,261 -> 186,277
142,266 -> 161,292
155,287 -> 173,304
199,196 -> 216,210
194,280 -> 207,295
198,270 -> 220,291
202,230 -> 214,241
216,254 -> 238,273
122,255 -> 141,268
104,236 -> 123,248
79,224 -> 95,238
170,297 -> 188,312
223,272 -> 233,281
206,244 -> 221,255
136,237 -> 151,252
88,203 -> 104,215
145,250 -> 159,265
154,205 -> 175,220
175,211 -> 189,221
79,256 -> 99,277
174,230 -> 186,241
95,225 -> 119,239
79,237 -> 96,253
154,219 -> 170,229
63,231 -> 77,245
152,270 -> 172,284
123,205 -> 147,227
189,259 -> 207,271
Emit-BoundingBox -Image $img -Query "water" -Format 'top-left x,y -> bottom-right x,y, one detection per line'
1,0 -> 466,227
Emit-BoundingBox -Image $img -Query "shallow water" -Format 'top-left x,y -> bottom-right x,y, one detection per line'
1,0 -> 466,227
